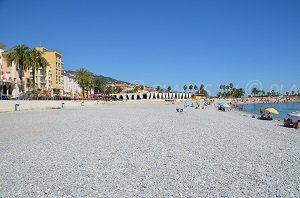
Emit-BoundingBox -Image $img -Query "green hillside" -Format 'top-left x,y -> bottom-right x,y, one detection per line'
65,70 -> 127,84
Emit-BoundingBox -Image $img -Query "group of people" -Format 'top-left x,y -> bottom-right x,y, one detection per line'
258,112 -> 273,120
257,106 -> 273,120
283,118 -> 299,129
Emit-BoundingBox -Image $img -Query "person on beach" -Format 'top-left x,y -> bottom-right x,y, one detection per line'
284,118 -> 294,127
260,106 -> 265,115
258,113 -> 266,120
266,112 -> 273,120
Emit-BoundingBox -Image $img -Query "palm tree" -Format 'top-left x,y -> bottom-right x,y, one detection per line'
219,84 -> 223,92
225,85 -> 230,92
229,83 -> 234,91
105,86 -> 113,94
156,86 -> 161,92
115,87 -> 122,94
87,78 -> 95,97
270,90 -> 275,96
199,84 -> 204,91
75,67 -> 92,98
167,86 -> 171,92
28,49 -> 48,95
183,85 -> 187,93
251,88 -> 258,96
193,85 -> 198,93
189,85 -> 193,93
133,86 -> 139,93
7,44 -> 31,94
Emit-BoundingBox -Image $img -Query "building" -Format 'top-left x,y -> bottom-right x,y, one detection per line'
36,47 -> 64,95
63,72 -> 81,97
0,48 -> 20,98
25,64 -> 52,95
192,93 -> 206,100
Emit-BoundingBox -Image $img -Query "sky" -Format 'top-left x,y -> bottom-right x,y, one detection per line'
0,0 -> 299,95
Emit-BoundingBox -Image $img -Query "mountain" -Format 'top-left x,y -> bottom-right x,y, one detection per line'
65,70 -> 128,84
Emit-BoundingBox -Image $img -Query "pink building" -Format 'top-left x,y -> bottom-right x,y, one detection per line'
0,49 -> 20,98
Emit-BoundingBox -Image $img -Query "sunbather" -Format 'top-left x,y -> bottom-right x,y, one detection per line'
284,118 -> 293,127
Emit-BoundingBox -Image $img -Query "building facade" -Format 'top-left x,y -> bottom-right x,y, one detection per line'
36,47 -> 64,95
0,49 -> 20,98
25,65 -> 52,95
63,72 -> 82,98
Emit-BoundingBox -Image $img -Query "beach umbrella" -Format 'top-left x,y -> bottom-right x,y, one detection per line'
222,104 -> 231,108
265,108 -> 279,114
219,102 -> 230,108
288,111 -> 300,118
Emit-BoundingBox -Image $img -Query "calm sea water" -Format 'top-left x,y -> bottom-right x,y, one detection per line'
240,102 -> 300,119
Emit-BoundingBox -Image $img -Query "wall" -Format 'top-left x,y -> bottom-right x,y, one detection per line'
0,100 -> 98,112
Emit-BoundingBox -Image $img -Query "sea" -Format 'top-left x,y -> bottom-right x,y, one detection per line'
239,102 -> 300,120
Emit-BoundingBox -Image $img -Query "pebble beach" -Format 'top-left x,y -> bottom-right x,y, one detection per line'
0,101 -> 300,197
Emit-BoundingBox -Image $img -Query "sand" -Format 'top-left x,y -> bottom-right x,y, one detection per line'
0,101 -> 299,197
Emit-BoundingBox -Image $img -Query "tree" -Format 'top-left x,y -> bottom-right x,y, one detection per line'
87,78 -> 95,97
219,84 -> 223,92
95,80 -> 107,94
75,67 -> 92,98
232,88 -> 245,98
133,86 -> 139,93
105,86 -> 113,94
7,44 -> 31,94
225,85 -> 230,92
156,86 -> 161,92
229,83 -> 234,91
183,85 -> 187,93
28,49 -> 48,95
286,92 -> 289,96
271,90 -> 275,96
140,85 -> 144,90
251,87 -> 258,96
193,85 -> 198,93
189,85 -> 193,93
115,87 -> 122,94
167,86 -> 172,92
198,84 -> 208,97
199,84 -> 204,91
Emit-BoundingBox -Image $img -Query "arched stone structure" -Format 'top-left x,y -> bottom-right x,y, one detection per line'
110,92 -> 191,100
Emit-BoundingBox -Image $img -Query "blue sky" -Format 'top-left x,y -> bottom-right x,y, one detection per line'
0,0 -> 299,95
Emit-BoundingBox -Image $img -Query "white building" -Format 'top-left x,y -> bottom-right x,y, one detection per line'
63,72 -> 82,97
